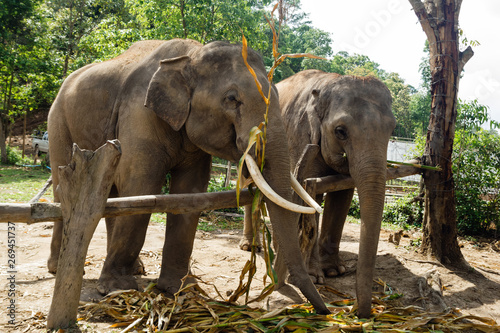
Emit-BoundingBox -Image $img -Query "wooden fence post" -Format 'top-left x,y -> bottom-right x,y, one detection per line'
46,140 -> 121,329
224,160 -> 232,188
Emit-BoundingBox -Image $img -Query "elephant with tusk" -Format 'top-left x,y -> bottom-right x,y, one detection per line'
47,39 -> 329,314
240,69 -> 396,318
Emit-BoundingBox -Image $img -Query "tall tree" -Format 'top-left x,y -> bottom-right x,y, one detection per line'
409,0 -> 473,266
0,0 -> 38,163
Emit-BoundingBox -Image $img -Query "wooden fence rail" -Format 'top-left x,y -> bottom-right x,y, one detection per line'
0,162 -> 421,224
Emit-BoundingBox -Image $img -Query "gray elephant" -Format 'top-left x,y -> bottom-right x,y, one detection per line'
241,69 -> 395,317
47,39 -> 329,314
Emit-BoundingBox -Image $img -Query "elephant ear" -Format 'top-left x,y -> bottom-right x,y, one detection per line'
307,88 -> 323,145
145,56 -> 192,131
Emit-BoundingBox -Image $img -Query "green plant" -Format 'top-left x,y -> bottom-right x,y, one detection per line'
405,237 -> 422,251
198,212 -> 243,232
382,192 -> 423,228
208,174 -> 233,192
453,128 -> 500,237
348,196 -> 361,219
208,174 -> 243,215
34,122 -> 48,135
4,146 -> 33,166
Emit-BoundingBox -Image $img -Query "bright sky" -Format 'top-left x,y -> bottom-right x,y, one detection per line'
299,0 -> 500,125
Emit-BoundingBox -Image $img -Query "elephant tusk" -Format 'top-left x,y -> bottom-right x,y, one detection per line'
245,155 -> 316,215
290,173 -> 323,214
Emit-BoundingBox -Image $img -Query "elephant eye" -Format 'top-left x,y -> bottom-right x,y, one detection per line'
223,92 -> 242,110
335,126 -> 348,140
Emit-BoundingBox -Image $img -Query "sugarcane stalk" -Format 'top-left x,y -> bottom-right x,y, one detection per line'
387,160 -> 441,171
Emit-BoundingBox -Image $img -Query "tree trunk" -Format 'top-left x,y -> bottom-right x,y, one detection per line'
0,118 -> 7,164
179,0 -> 188,39
1,71 -> 14,164
62,0 -> 75,78
409,0 -> 473,266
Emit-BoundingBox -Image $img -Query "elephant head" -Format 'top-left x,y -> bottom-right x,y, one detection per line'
279,70 -> 395,317
144,41 -> 317,214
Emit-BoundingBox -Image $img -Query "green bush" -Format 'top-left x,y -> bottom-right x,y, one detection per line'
348,196 -> 361,219
4,146 -> 32,166
453,129 -> 500,237
348,191 -> 423,229
382,192 -> 423,228
207,174 -> 233,192
208,174 -> 243,215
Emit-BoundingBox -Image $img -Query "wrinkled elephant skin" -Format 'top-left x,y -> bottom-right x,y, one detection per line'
47,40 -> 329,314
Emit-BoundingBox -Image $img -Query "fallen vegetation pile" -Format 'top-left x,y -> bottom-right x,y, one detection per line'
76,281 -> 499,332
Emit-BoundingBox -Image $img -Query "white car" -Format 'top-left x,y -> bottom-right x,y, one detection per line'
32,131 -> 49,155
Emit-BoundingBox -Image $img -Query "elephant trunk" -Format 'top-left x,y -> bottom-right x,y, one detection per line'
258,113 -> 330,315
350,153 -> 387,318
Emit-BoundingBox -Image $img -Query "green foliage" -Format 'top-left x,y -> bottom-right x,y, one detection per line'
409,90 -> 431,137
453,127 -> 500,237
348,196 -> 360,219
207,174 -> 234,192
0,0 -> 37,43
127,0 -> 270,46
457,98 -> 496,131
330,51 -> 385,77
208,173 -> 243,215
383,73 -> 415,138
3,145 -> 32,165
262,7 -> 333,82
382,192 -> 423,228
348,191 -> 423,230
409,99 -> 500,237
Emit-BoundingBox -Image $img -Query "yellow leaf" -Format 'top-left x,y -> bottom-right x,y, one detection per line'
241,35 -> 269,105
109,321 -> 137,328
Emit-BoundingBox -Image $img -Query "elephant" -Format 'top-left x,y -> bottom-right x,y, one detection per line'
47,39 -> 329,314
240,69 -> 396,317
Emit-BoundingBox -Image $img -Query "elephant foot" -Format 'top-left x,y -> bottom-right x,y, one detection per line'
97,272 -> 138,295
157,274 -> 197,297
238,236 -> 262,252
133,257 -> 145,275
47,255 -> 58,274
321,253 -> 346,277
288,267 -> 324,285
308,257 -> 326,284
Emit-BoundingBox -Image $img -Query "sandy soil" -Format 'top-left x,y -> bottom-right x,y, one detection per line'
1,216 -> 499,332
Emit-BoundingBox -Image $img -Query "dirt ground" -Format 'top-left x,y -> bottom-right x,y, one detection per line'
1,215 -> 500,332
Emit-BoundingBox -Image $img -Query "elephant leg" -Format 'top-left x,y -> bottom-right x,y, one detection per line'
157,155 -> 211,295
304,194 -> 325,284
105,217 -> 145,275
97,160 -> 167,294
239,204 -> 262,252
319,188 -> 354,277
48,221 -> 62,274
97,214 -> 151,294
47,171 -> 62,274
